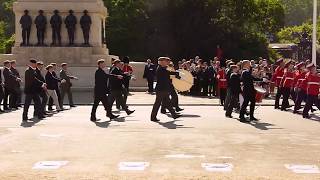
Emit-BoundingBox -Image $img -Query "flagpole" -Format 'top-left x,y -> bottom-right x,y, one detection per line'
312,0 -> 317,66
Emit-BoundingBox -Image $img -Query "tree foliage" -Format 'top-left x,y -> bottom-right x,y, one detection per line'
280,0 -> 315,26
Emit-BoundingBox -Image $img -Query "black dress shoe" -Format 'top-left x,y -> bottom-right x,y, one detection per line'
225,114 -> 233,118
173,114 -> 182,119
303,115 -> 311,119
161,110 -> 167,114
48,107 -> 53,111
126,110 -> 135,115
175,107 -> 184,112
151,118 -> 160,122
239,117 -> 249,123
0,109 -> 4,113
109,114 -> 120,120
250,117 -> 258,121
70,105 -> 76,108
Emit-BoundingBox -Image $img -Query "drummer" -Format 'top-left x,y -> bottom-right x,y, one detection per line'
279,60 -> 294,111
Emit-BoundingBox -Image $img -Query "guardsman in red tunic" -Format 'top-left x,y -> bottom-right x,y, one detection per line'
302,63 -> 320,118
217,66 -> 227,106
279,61 -> 294,111
271,58 -> 285,109
293,62 -> 307,113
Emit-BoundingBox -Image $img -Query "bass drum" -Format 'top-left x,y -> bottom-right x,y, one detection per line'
172,69 -> 194,92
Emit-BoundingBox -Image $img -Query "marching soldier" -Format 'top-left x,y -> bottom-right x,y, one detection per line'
45,65 -> 64,112
279,61 -> 294,111
3,60 -> 20,110
23,59 -> 47,121
10,60 -> 22,108
225,65 -> 241,118
302,63 -> 320,119
150,57 -> 181,122
271,58 -> 285,109
217,65 -> 227,106
36,61 -> 48,115
293,62 -> 307,113
90,59 -> 122,122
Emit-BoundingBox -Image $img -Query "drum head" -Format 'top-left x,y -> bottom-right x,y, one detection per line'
254,86 -> 267,94
172,70 -> 194,92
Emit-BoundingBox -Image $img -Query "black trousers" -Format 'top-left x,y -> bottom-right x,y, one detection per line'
240,92 -> 256,118
37,29 -> 45,44
220,88 -> 227,105
0,86 -> 3,109
275,87 -> 283,108
151,91 -> 176,119
110,90 -> 128,111
226,93 -> 239,116
303,94 -> 320,116
22,28 -> 31,45
48,89 -> 61,109
201,80 -> 209,96
281,87 -> 291,110
208,80 -> 215,96
224,88 -> 231,110
39,90 -> 48,114
61,87 -> 74,107
23,93 -> 42,118
294,89 -> 306,112
91,94 -> 112,117
161,87 -> 179,111
147,78 -> 154,92
4,87 -> 17,109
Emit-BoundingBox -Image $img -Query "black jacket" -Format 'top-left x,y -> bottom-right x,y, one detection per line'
143,64 -> 156,80
45,71 -> 61,90
10,67 -> 21,88
24,67 -> 44,94
109,67 -> 125,91
155,66 -> 178,92
3,67 -> 17,89
241,69 -> 260,95
229,73 -> 241,95
94,68 -> 114,96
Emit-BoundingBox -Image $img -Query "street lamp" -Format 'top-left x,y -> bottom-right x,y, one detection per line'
312,0 -> 317,66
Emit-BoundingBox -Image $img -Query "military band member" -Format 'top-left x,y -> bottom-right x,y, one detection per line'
302,63 -> 320,119
122,56 -> 133,104
10,60 -> 22,108
272,58 -> 285,109
23,59 -> 47,121
293,62 -> 307,113
225,65 -> 241,118
143,59 -> 156,93
48,63 -> 62,110
279,60 -> 294,111
91,59 -> 122,122
239,60 -> 259,122
109,60 -> 135,116
150,57 -> 182,122
60,63 -> 78,108
3,60 -> 20,110
217,65 -> 227,106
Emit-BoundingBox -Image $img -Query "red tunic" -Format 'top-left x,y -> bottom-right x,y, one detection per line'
305,73 -> 320,96
293,70 -> 306,88
122,65 -> 133,73
217,69 -> 227,89
271,67 -> 284,87
281,71 -> 295,88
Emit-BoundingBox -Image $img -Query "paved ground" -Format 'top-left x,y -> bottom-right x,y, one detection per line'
0,94 -> 319,179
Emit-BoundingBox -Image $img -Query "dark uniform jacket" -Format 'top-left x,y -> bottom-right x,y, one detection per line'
229,73 -> 241,95
24,67 -> 44,94
60,70 -> 74,90
94,68 -> 114,96
109,67 -> 125,91
10,67 -> 21,88
3,67 -> 17,89
241,68 -> 260,95
155,66 -> 178,92
45,71 -> 61,90
143,64 -> 156,80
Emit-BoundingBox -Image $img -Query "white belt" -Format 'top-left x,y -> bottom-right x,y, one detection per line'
285,77 -> 294,80
276,77 -> 283,79
307,82 -> 320,85
298,79 -> 305,81
220,79 -> 227,81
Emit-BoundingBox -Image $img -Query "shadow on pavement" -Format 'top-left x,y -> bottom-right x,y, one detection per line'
156,120 -> 194,129
94,120 -> 110,128
20,118 -> 41,128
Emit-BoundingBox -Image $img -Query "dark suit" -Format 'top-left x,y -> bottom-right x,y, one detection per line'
91,68 -> 114,117
35,68 -> 48,114
225,73 -> 241,116
3,67 -> 18,109
23,67 -> 44,119
143,64 -> 156,92
60,69 -> 75,107
45,72 -> 61,90
240,69 -> 259,119
48,71 -> 62,109
10,67 -> 22,107
109,67 -> 129,111
151,66 -> 178,120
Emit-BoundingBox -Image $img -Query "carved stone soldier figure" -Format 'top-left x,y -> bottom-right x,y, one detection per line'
65,10 -> 77,46
19,10 -> 32,46
50,10 -> 62,46
35,10 -> 47,46
80,10 -> 92,46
